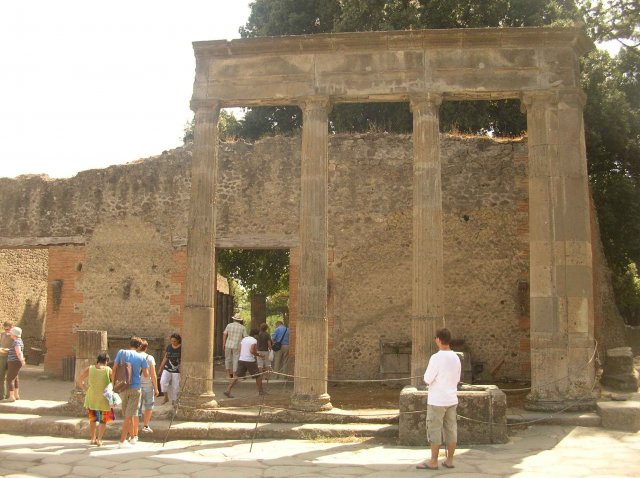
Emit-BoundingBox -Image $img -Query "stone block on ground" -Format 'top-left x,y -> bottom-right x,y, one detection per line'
600,347 -> 640,392
597,395 -> 640,432
398,384 -> 507,446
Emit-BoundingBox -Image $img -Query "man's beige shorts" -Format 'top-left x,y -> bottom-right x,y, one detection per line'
426,404 -> 457,445
120,388 -> 142,417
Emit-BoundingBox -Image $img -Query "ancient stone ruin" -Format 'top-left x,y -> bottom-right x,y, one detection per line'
0,27 -> 629,415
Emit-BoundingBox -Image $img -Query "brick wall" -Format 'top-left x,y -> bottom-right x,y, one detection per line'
44,246 -> 84,377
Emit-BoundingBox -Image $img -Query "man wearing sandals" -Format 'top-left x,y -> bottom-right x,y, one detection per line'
416,328 -> 461,470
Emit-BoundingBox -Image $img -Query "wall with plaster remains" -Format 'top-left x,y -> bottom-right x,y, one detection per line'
0,248 -> 48,349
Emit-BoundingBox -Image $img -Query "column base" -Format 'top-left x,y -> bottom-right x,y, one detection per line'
524,397 -> 596,412
291,393 -> 332,412
175,392 -> 219,419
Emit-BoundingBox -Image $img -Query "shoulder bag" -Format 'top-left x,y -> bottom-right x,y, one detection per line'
272,327 -> 287,352
113,350 -> 132,393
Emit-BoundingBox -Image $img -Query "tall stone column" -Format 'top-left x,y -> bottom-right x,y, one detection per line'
291,97 -> 332,411
179,101 -> 220,413
522,89 -> 596,411
410,94 -> 445,386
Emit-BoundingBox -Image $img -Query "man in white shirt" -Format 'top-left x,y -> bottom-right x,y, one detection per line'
417,328 -> 461,470
223,328 -> 265,398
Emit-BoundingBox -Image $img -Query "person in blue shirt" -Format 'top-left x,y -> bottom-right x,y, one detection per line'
113,336 -> 149,448
271,320 -> 289,376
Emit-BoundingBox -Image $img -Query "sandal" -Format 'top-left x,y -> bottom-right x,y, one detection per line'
416,462 -> 439,470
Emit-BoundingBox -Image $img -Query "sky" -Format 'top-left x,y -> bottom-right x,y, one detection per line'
0,0 -> 252,179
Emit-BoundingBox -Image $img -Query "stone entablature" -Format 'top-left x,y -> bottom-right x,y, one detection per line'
192,27 -> 591,107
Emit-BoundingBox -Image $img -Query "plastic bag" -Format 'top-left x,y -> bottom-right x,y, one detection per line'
103,383 -> 122,406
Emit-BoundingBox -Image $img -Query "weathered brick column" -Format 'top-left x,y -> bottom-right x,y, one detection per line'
180,101 -> 220,412
522,89 -> 597,411
291,97 -> 332,411
410,94 -> 446,386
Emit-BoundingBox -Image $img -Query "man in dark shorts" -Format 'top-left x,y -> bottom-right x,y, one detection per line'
223,328 -> 265,398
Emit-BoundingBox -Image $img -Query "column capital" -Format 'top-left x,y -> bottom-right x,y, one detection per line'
410,93 -> 443,112
298,96 -> 332,114
190,99 -> 221,114
521,88 -> 586,112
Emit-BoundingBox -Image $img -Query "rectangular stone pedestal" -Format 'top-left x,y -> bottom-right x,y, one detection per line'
399,385 -> 507,445
597,395 -> 640,432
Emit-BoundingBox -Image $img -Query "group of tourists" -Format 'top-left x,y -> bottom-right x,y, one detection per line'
0,321 -> 25,403
76,333 -> 182,448
221,315 -> 289,398
73,319 -> 460,467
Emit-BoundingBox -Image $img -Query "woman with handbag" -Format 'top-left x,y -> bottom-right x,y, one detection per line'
77,352 -> 114,446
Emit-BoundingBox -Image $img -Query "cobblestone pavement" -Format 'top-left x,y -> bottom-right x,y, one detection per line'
1,424 -> 639,477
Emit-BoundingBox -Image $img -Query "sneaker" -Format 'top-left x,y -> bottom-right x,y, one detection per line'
118,441 -> 133,449
129,436 -> 138,444
223,391 -> 233,398
141,426 -> 153,433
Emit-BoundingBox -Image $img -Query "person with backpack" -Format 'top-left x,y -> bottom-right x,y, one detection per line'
113,336 -> 149,448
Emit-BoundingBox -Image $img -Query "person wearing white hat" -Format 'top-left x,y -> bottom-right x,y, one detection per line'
222,315 -> 246,379
2,326 -> 24,402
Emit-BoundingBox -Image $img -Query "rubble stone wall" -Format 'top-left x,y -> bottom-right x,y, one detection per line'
0,133 -> 625,380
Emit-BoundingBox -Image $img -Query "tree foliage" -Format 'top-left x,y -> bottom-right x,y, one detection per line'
234,0 -> 580,138
217,249 -> 289,298
579,0 -> 640,50
581,47 -> 640,324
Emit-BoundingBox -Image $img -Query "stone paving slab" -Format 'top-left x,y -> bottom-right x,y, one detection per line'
0,425 -> 639,477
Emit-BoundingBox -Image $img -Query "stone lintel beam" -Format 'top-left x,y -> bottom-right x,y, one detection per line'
410,94 -> 445,386
192,28 -> 591,108
291,96 -> 333,412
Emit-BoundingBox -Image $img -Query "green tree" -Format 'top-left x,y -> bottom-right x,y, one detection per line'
182,109 -> 244,143
579,0 -> 640,50
217,249 -> 289,297
237,0 -> 579,138
238,0 -> 341,141
217,249 -> 290,326
582,48 -> 640,324
240,0 -> 341,37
